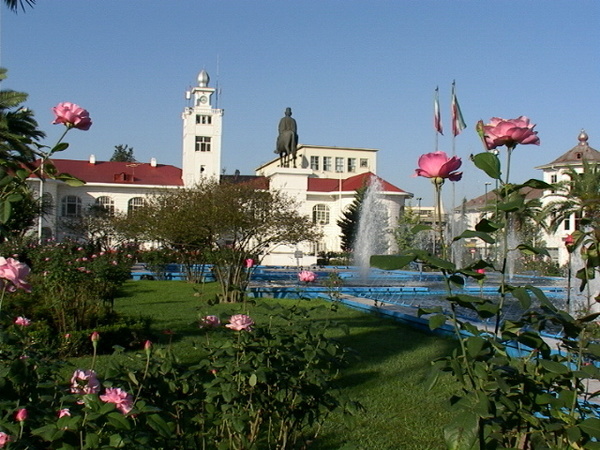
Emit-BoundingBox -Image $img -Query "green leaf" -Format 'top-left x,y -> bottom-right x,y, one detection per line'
370,254 -> 415,270
146,414 -> 173,438
410,224 -> 432,233
55,173 -> 86,186
0,199 -> 11,223
249,373 -> 257,386
106,412 -> 132,430
453,230 -> 495,244
428,314 -> 447,330
520,178 -> 553,190
109,434 -> 126,448
444,413 -> 479,450
472,152 -> 501,180
539,359 -> 569,375
50,142 -> 70,153
466,336 -> 486,357
85,433 -> 100,448
517,244 -> 549,257
510,287 -> 532,309
579,418 -> 600,438
474,218 -> 501,232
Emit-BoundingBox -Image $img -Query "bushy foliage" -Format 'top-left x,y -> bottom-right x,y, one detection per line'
0,304 -> 359,448
0,241 -> 136,355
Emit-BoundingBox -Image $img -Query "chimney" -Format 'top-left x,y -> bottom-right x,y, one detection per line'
150,157 -> 157,167
89,154 -> 96,164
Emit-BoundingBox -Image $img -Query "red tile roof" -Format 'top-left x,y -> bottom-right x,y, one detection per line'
30,159 -> 183,186
307,172 -> 407,194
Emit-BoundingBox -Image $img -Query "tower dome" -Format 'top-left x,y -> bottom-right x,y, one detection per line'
578,129 -> 589,145
198,70 -> 210,88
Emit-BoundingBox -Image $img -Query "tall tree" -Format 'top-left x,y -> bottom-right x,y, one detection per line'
3,0 -> 35,12
337,188 -> 365,252
110,144 -> 136,162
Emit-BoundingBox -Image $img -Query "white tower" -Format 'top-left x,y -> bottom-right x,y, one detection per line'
182,69 -> 223,185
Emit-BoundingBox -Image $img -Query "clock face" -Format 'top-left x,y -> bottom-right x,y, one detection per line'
199,96 -> 208,104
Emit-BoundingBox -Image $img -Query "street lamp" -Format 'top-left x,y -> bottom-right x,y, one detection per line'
484,182 -> 492,259
415,197 -> 422,222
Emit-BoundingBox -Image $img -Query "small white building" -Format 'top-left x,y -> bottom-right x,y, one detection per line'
536,130 -> 600,266
28,70 -> 412,265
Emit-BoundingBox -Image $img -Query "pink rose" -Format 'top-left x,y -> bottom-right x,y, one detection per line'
200,315 -> 221,328
0,257 -> 32,292
70,369 -> 101,395
52,102 -> 92,130
14,316 -> 31,327
245,258 -> 254,268
58,408 -> 71,418
100,387 -> 133,414
0,432 -> 12,447
15,408 -> 28,422
298,270 -> 317,283
413,151 -> 462,182
481,116 -> 540,150
475,269 -> 485,275
90,331 -> 100,342
225,314 -> 254,331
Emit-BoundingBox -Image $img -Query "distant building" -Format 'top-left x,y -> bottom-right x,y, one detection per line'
28,70 -> 412,265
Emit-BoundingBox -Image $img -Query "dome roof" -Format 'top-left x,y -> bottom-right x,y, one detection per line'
197,70 -> 210,87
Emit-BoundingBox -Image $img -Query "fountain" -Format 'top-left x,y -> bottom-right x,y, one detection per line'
353,176 -> 389,280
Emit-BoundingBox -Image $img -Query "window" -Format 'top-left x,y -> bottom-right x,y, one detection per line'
128,197 -> 145,215
61,195 -> 82,217
323,157 -> 332,172
312,204 -> 330,225
310,156 -> 319,171
550,174 -> 557,183
95,196 -> 115,216
347,158 -> 356,173
564,215 -> 571,231
335,157 -> 344,173
195,136 -> 211,152
196,115 -> 212,125
360,158 -> 368,168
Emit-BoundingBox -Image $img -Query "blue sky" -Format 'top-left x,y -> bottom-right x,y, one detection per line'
1,1 -> 598,205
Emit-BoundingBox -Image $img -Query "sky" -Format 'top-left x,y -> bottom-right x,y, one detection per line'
1,1 -> 598,206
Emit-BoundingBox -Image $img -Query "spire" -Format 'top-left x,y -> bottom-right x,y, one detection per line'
578,129 -> 589,146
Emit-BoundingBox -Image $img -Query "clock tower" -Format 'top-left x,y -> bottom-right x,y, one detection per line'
182,69 -> 223,185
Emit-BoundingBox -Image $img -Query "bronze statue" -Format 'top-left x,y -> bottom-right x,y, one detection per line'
275,107 -> 298,168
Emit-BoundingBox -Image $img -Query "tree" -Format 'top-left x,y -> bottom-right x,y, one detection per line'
542,161 -> 600,233
3,0 -> 35,12
0,68 -> 46,239
337,188 -> 365,252
394,205 -> 422,251
121,180 -> 320,302
110,144 -> 136,162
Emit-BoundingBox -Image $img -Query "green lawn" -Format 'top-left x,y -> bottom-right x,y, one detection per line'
106,280 -> 458,449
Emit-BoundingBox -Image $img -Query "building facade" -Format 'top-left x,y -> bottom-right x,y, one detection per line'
28,70 -> 412,266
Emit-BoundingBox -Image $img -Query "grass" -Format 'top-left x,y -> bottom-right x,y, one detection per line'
88,280 -> 459,449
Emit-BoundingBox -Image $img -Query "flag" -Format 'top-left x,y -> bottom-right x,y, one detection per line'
434,87 -> 443,135
451,81 -> 466,136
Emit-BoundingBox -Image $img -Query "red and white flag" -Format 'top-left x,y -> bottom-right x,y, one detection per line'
434,86 -> 443,135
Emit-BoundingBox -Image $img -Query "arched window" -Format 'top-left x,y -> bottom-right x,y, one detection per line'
128,197 -> 145,215
61,195 -> 82,217
312,204 -> 330,225
96,196 -> 115,216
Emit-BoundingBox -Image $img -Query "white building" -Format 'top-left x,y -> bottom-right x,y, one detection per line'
28,70 -> 412,265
